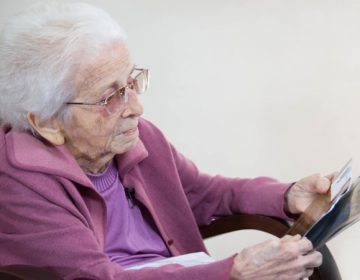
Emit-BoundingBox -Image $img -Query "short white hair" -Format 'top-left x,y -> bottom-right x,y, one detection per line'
0,1 -> 127,131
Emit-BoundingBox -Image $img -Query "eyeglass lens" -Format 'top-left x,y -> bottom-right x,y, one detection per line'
105,69 -> 148,114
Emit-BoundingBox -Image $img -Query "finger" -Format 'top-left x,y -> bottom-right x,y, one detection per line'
303,250 -> 323,268
282,234 -> 301,242
304,268 -> 314,278
314,175 -> 331,193
325,171 -> 339,182
297,237 -> 313,254
297,173 -> 330,194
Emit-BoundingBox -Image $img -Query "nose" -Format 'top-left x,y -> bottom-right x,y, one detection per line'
120,90 -> 144,118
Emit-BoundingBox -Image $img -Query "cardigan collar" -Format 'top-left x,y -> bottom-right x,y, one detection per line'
3,124 -> 148,188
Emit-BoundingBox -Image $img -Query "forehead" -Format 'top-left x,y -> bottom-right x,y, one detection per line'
76,43 -> 132,97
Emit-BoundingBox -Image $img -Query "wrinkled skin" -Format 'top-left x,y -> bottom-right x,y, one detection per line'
62,43 -> 144,174
230,235 -> 322,280
230,173 -> 335,279
286,173 -> 335,214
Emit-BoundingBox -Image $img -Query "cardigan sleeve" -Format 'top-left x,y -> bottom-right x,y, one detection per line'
169,143 -> 292,226
138,118 -> 292,226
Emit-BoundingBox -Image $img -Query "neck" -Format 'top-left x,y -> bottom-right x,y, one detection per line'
76,153 -> 115,175
64,140 -> 116,175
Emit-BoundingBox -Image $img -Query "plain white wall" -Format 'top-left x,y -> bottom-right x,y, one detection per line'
1,0 -> 360,279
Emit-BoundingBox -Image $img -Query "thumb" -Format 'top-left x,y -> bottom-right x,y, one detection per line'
302,174 -> 330,194
314,174 -> 331,194
325,171 -> 338,182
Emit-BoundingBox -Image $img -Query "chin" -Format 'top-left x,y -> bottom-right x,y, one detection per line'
111,137 -> 139,155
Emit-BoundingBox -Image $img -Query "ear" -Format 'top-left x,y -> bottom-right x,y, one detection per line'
27,112 -> 65,145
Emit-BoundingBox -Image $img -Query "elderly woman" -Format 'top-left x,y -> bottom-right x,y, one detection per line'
0,2 -> 330,280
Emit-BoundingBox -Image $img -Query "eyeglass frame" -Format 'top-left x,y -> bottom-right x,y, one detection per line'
65,66 -> 149,114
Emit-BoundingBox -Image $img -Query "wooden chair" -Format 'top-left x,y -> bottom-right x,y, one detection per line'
0,266 -> 62,280
0,214 -> 341,280
200,214 -> 342,280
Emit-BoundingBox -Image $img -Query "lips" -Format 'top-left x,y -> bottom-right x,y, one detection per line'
116,127 -> 138,136
123,127 -> 137,136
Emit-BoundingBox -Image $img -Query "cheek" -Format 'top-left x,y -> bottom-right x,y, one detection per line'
84,110 -> 115,137
98,106 -> 110,118
65,113 -> 104,143
91,124 -> 116,146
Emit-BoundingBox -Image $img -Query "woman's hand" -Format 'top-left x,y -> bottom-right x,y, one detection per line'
285,173 -> 336,214
230,235 -> 322,280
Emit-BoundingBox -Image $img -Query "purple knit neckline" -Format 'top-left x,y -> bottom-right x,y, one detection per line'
86,160 -> 118,193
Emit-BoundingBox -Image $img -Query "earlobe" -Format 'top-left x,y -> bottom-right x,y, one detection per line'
27,112 -> 65,145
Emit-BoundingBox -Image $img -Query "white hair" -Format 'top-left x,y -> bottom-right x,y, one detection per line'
0,1 -> 127,131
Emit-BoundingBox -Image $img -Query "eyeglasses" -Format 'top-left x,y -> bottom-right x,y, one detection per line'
66,67 -> 149,115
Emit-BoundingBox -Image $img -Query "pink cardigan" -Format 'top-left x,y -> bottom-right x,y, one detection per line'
0,119 -> 291,280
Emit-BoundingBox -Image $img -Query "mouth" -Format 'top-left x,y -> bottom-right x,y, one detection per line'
116,127 -> 138,136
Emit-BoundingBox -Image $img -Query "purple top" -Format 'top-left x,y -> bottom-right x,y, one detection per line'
87,160 -> 170,267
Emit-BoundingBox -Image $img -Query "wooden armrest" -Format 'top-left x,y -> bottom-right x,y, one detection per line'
0,265 -> 62,280
199,214 -> 342,280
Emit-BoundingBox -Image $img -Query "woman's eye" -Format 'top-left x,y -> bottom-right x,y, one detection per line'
99,88 -> 117,105
104,93 -> 116,104
99,99 -> 106,105
97,95 -> 109,105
